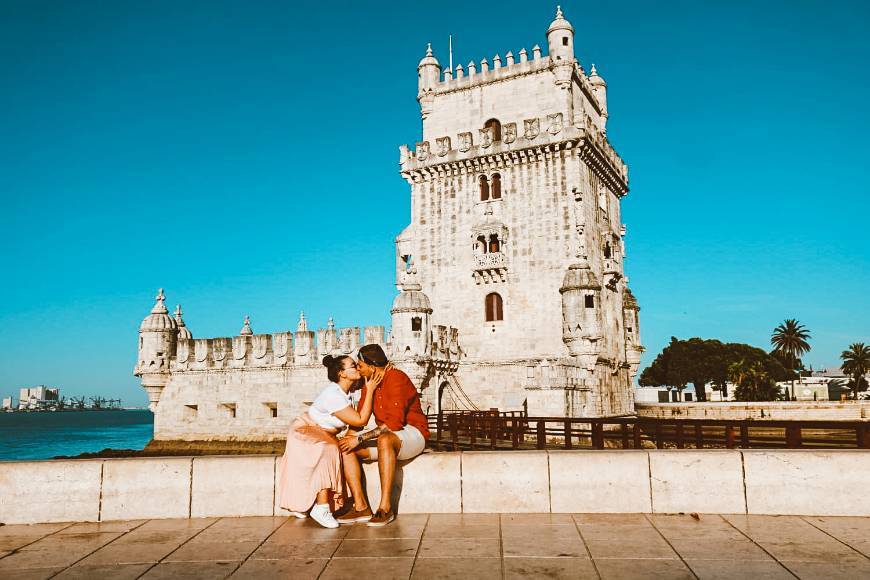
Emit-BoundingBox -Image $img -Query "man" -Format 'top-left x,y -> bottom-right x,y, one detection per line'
337,343 -> 429,526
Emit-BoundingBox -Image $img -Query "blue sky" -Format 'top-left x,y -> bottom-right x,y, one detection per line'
1,1 -> 867,407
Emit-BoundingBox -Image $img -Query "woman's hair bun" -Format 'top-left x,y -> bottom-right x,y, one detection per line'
322,355 -> 334,367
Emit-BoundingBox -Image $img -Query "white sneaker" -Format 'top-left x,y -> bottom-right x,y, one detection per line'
288,511 -> 307,519
310,504 -> 339,529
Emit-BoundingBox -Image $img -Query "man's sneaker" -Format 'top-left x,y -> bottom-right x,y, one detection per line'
309,504 -> 339,529
367,509 -> 396,527
336,506 -> 373,524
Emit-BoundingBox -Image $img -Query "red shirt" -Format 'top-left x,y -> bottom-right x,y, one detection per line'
358,367 -> 429,439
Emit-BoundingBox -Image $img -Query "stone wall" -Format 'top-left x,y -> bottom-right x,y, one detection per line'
636,402 -> 870,421
4,449 -> 870,524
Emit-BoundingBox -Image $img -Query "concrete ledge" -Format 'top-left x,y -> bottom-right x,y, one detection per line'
743,450 -> 870,516
549,450 -> 651,513
0,459 -> 102,524
101,457 -> 192,520
461,451 -> 550,512
649,450 -> 746,514
3,449 -> 870,523
191,455 -> 275,518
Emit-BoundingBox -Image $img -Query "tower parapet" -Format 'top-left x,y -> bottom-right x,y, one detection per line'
136,292 -> 390,376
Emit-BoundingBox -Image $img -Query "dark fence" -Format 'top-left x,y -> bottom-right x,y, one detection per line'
425,411 -> 870,451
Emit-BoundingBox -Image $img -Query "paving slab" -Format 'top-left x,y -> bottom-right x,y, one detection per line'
54,563 -> 153,580
230,557 -> 327,579
323,556 -> 415,580
686,559 -> 795,580
503,557 -> 598,579
0,513 -> 868,579
411,557 -> 502,580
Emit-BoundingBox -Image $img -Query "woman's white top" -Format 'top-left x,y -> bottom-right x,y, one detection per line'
308,383 -> 353,431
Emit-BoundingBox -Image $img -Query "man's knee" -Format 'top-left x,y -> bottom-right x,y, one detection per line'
377,432 -> 400,453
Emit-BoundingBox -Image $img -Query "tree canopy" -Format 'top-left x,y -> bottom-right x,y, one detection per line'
640,337 -> 796,402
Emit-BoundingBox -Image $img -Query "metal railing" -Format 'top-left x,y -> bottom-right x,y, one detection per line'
425,412 -> 870,451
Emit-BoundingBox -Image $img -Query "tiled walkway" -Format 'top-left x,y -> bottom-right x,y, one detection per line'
1,513 -> 870,579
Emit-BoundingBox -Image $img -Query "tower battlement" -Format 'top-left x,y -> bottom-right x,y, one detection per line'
399,115 -> 628,195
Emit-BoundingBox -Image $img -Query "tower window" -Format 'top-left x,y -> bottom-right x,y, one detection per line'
585,295 -> 595,308
484,118 -> 502,142
603,241 -> 612,259
489,234 -> 500,253
491,173 -> 502,199
485,293 -> 504,322
479,175 -> 490,201
265,402 -> 278,418
476,235 -> 487,254
411,317 -> 422,331
562,37 -> 568,46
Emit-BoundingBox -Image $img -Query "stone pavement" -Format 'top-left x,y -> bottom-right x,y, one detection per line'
1,513 -> 870,579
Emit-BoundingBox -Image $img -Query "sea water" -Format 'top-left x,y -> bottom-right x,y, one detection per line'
0,410 -> 153,461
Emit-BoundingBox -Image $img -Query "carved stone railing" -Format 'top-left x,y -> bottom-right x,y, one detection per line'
474,252 -> 507,270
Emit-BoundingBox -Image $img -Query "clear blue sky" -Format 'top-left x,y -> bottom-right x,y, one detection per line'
1,1 -> 867,407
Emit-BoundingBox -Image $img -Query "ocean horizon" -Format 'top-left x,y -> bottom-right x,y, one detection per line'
0,409 -> 154,461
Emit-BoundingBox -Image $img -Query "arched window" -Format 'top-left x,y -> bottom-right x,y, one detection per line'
485,292 -> 504,322
411,317 -> 422,331
603,241 -> 612,259
491,173 -> 502,199
489,234 -> 500,253
484,118 -> 502,142
476,235 -> 487,254
479,175 -> 490,201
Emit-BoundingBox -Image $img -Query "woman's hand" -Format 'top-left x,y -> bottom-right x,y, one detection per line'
366,367 -> 386,391
338,434 -> 360,453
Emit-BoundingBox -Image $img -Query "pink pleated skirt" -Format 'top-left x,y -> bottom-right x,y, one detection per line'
277,413 -> 346,513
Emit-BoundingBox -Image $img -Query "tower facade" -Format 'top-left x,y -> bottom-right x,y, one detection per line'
394,8 -> 644,416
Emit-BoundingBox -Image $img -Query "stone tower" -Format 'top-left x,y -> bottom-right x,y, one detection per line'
394,7 -> 644,417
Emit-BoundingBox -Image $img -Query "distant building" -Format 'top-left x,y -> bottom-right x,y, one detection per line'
2,396 -> 13,410
18,386 -> 60,410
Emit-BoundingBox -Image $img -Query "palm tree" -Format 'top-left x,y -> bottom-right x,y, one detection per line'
841,343 -> 870,399
771,319 -> 811,400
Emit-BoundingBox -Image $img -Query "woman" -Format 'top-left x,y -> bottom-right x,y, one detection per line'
277,354 -> 382,528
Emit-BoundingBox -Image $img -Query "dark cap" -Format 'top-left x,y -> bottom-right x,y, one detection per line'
358,343 -> 389,367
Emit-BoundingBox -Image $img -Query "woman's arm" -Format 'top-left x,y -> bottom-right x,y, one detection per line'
331,370 -> 385,427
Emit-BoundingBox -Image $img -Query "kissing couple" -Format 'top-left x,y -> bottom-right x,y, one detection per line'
276,343 -> 429,527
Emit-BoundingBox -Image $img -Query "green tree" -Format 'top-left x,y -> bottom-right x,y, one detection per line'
729,359 -> 782,402
770,319 -> 811,400
840,343 -> 870,399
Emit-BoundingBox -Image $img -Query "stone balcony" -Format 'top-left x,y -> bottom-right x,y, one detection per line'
472,252 -> 507,284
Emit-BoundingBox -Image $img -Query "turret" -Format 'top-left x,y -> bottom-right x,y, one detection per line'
588,64 -> 608,131
547,6 -> 575,64
622,287 -> 644,380
174,305 -> 192,340
559,261 -> 603,369
390,271 -> 433,359
294,311 -> 316,363
417,43 -> 440,119
135,289 -> 179,411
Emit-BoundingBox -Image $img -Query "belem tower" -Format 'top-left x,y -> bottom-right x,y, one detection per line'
135,8 -> 644,442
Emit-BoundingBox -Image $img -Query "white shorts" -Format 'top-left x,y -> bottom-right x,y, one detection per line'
364,424 -> 426,461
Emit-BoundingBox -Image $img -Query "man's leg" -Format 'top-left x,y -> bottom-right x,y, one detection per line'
343,448 -> 371,511
375,432 -> 402,513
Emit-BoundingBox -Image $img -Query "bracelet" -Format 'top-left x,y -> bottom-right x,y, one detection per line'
356,434 -> 363,445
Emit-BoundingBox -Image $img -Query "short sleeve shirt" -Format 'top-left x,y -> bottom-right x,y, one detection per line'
308,383 -> 353,430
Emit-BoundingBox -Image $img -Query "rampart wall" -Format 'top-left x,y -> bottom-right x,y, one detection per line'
636,402 -> 870,421
3,449 -> 870,524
